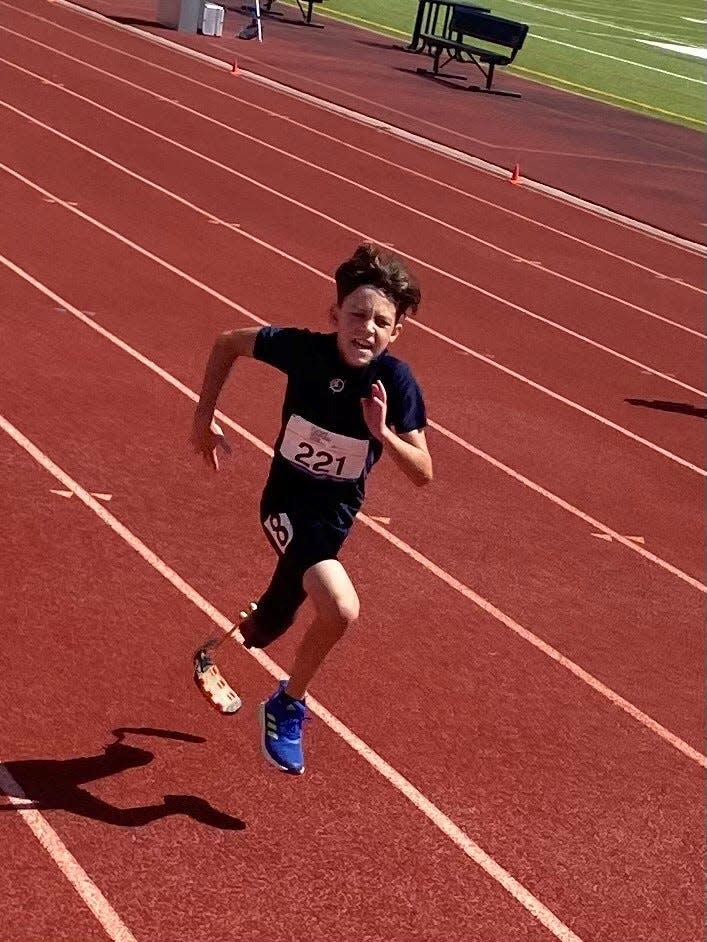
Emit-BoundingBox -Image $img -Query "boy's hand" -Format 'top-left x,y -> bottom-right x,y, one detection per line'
191,412 -> 232,471
361,380 -> 388,442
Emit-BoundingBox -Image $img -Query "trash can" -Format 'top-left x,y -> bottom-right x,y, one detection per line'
177,0 -> 203,32
156,0 -> 180,28
156,0 -> 204,32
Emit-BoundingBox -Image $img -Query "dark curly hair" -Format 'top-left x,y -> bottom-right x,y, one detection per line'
334,243 -> 421,321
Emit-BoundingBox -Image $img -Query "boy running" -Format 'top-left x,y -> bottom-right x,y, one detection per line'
191,243 -> 433,775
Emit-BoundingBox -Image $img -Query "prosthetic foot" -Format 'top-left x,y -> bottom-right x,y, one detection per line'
192,603 -> 257,714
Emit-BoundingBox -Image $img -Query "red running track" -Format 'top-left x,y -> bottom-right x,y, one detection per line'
0,3 -> 704,942
68,0 -> 707,243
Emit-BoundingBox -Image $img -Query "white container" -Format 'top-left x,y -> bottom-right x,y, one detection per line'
201,2 -> 225,35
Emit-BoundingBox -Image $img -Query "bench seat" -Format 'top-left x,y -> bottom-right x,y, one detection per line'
416,9 -> 529,95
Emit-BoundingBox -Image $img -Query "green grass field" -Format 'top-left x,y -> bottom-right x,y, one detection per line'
308,0 -> 706,129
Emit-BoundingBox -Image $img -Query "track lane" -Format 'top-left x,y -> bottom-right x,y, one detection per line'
0,165 -> 704,740
0,24 -> 704,373
1,44 -> 704,440
1,5 -> 704,936
8,0 -> 706,287
0,805 -> 113,942
0,122 -> 703,584
0,430 -> 562,942
0,254 -> 703,942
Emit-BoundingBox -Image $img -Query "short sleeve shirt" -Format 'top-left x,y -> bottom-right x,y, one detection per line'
253,326 -> 426,535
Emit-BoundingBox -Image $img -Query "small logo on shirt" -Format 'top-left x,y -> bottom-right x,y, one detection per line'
310,426 -> 331,445
329,378 -> 345,393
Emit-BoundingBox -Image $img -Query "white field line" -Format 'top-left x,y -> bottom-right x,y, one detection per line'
500,0 -> 707,43
530,33 -> 706,83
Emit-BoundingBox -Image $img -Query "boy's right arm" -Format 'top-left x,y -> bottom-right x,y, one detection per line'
191,327 -> 260,470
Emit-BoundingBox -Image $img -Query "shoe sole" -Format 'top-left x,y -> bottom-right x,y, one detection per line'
258,702 -> 305,775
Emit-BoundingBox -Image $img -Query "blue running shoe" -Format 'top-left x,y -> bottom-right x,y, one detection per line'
259,681 -> 306,775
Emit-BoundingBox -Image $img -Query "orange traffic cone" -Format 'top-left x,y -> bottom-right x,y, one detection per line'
510,163 -> 521,185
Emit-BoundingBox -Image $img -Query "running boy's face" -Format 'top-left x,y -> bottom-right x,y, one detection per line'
332,286 -> 402,367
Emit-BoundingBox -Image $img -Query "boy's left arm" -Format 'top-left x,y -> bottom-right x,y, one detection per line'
362,379 -> 433,487
383,426 -> 433,487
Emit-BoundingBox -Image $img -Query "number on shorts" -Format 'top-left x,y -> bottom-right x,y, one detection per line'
264,512 -> 293,553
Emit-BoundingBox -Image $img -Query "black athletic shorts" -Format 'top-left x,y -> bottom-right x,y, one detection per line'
243,492 -> 351,649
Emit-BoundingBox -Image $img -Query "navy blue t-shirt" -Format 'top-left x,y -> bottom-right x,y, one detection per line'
253,326 -> 426,533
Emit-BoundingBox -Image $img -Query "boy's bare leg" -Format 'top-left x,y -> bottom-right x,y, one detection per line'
285,559 -> 359,701
260,559 -> 358,774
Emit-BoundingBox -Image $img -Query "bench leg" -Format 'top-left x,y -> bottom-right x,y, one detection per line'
291,0 -> 324,26
467,59 -> 522,97
404,0 -> 425,51
415,45 -> 444,76
306,1 -> 324,27
485,60 -> 495,90
416,47 -> 469,82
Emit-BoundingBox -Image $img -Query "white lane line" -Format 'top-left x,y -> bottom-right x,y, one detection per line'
0,105 -> 704,476
1,250 -> 704,773
0,765 -> 138,942
0,412 -> 585,942
426,419 -> 705,593
413,317 -> 706,477
1,33 -> 704,347
2,158 -> 705,594
3,6 -> 701,295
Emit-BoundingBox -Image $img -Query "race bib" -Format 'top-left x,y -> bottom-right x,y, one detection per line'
279,414 -> 368,481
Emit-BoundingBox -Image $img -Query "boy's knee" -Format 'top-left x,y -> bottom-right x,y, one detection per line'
303,559 -> 359,636
322,593 -> 359,635
242,606 -> 297,649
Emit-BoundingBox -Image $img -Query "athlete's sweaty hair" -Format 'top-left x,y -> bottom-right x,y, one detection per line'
334,243 -> 421,321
